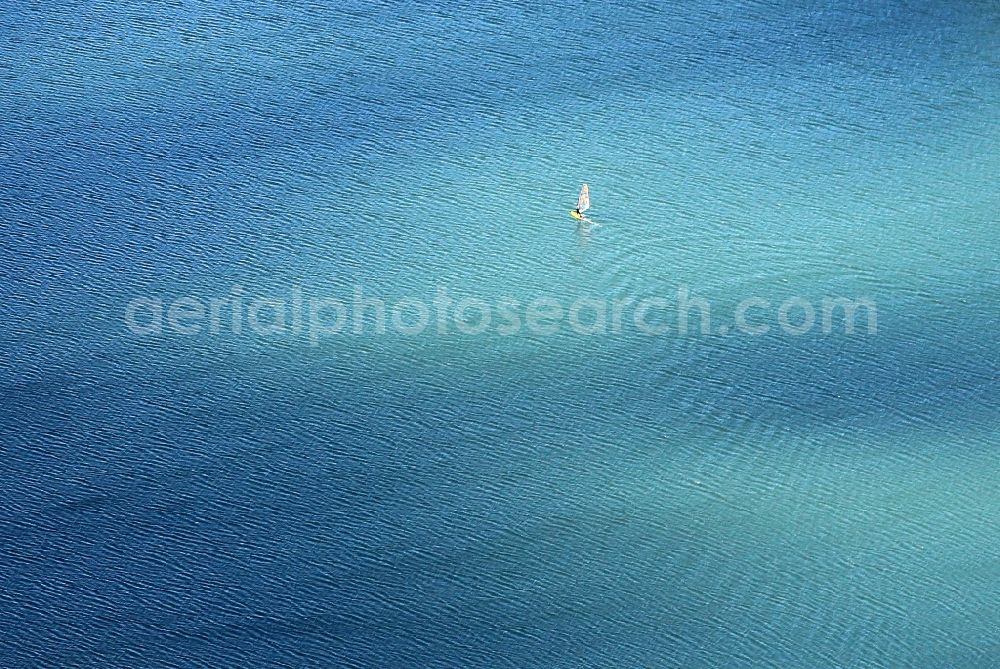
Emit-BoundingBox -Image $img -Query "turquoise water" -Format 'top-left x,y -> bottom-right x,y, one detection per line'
2,1 -> 999,666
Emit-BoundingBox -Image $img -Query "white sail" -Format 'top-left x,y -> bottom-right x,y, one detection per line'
577,183 -> 591,212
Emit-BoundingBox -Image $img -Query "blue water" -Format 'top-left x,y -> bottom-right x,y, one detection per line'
2,1 -> 999,666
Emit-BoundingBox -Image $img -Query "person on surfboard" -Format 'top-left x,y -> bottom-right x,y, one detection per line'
571,183 -> 591,222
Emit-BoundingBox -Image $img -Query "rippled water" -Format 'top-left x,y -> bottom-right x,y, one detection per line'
2,1 -> 999,667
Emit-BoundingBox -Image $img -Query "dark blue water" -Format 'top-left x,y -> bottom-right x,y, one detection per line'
2,1 -> 999,666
